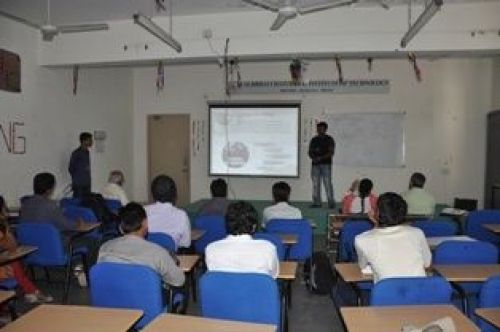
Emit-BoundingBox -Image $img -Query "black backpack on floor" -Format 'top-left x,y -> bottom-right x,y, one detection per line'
304,251 -> 336,295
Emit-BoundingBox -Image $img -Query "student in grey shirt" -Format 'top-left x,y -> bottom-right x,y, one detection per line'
98,202 -> 185,287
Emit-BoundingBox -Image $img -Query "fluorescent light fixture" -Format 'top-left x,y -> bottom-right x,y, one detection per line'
400,0 -> 443,48
133,12 -> 182,53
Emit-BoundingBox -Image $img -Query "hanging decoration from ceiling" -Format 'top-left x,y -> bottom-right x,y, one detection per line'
335,56 -> 344,83
289,59 -> 303,83
72,65 -> 79,95
156,61 -> 165,92
408,52 -> 422,82
155,0 -> 166,12
367,58 -> 373,72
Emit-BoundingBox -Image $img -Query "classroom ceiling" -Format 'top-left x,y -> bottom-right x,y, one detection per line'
1,0 -> 499,25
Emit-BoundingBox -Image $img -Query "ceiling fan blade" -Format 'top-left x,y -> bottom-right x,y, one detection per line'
298,0 -> 357,14
375,0 -> 390,10
270,13 -> 289,30
0,9 -> 41,30
58,23 -> 109,34
241,0 -> 280,12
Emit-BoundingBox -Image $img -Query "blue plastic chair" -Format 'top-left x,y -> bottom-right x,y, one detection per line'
200,271 -> 280,330
90,262 -> 166,329
413,219 -> 457,237
266,219 -> 313,262
477,276 -> 500,332
434,240 -> 499,316
338,219 -> 373,262
148,232 -> 177,253
16,222 -> 88,303
370,277 -> 453,306
104,199 -> 122,214
60,197 -> 81,209
253,232 -> 286,261
193,215 -> 227,255
63,206 -> 97,223
466,210 -> 500,245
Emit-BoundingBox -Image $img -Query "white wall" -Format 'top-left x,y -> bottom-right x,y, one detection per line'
132,57 -> 495,206
0,17 -> 134,206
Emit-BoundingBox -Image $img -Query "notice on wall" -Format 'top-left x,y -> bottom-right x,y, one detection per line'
0,121 -> 26,154
0,49 -> 21,93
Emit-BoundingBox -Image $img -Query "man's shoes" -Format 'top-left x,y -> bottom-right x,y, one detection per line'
309,204 -> 322,208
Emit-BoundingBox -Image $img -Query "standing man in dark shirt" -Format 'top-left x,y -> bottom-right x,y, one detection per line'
69,132 -> 93,198
308,122 -> 336,208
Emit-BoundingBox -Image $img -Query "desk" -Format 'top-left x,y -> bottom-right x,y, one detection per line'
475,308 -> 500,328
278,261 -> 297,332
278,261 -> 297,280
191,229 -> 206,242
334,263 -> 372,283
279,234 -> 298,245
0,246 -> 38,266
427,235 -> 476,250
433,264 -> 500,282
483,224 -> 500,234
178,255 -> 201,302
142,314 -> 276,332
2,305 -> 143,332
341,305 -> 479,332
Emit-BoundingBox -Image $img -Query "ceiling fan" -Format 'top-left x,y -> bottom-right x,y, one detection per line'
242,0 -> 358,30
0,0 -> 109,41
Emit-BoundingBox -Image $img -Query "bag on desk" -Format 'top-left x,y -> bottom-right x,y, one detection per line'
401,316 -> 456,332
304,251 -> 335,295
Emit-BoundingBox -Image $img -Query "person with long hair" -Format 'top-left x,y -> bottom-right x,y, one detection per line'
342,178 -> 377,214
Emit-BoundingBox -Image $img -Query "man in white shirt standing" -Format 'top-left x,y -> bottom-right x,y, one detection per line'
354,192 -> 432,283
262,182 -> 302,227
145,175 -> 191,249
101,170 -> 129,206
206,201 -> 279,278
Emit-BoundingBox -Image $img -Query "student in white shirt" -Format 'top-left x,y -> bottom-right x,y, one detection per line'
262,181 -> 302,227
354,192 -> 432,283
206,201 -> 279,278
101,170 -> 129,206
145,175 -> 191,248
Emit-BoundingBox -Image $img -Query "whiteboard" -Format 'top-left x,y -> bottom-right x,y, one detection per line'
325,112 -> 405,167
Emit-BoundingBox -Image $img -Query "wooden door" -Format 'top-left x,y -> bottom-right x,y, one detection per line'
485,110 -> 500,208
148,114 -> 190,207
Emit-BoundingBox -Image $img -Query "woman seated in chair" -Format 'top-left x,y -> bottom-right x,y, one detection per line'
354,192 -> 431,283
342,178 -> 378,214
0,196 -> 53,303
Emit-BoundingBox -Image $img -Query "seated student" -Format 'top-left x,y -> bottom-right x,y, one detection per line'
98,202 -> 185,287
101,170 -> 129,206
262,181 -> 302,227
354,192 -> 431,283
145,175 -> 191,248
206,201 -> 279,278
197,178 -> 230,217
402,172 -> 436,216
20,172 -> 83,231
342,178 -> 378,214
0,196 -> 53,303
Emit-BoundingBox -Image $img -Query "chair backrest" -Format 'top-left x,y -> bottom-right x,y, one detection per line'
63,205 -> 98,223
147,232 -> 177,252
200,271 -> 280,327
434,240 -> 499,264
413,219 -> 457,237
104,199 -> 122,214
478,276 -> 500,332
338,219 -> 373,262
253,232 -> 286,261
370,277 -> 452,306
90,262 -> 164,329
266,219 -> 313,261
60,197 -> 81,209
194,215 -> 227,254
16,222 -> 67,266
466,210 -> 500,245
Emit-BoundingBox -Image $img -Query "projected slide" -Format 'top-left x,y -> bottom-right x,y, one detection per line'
210,105 -> 300,177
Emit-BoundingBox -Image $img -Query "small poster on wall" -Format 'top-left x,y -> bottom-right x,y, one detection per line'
0,49 -> 21,93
